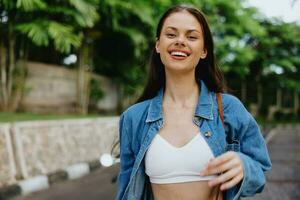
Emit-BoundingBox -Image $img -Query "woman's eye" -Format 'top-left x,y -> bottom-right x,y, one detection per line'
188,36 -> 198,40
166,33 -> 176,38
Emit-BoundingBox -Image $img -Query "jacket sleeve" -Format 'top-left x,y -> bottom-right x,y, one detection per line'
237,115 -> 272,197
115,113 -> 135,200
223,95 -> 272,198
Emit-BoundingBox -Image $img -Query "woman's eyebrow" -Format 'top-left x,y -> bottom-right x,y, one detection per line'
165,26 -> 201,34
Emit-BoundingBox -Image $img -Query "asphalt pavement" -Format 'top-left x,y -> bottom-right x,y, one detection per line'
245,125 -> 300,200
10,165 -> 119,200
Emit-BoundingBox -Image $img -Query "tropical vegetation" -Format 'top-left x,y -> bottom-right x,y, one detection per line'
0,0 -> 299,120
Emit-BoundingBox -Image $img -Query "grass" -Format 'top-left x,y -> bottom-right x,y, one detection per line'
0,112 -> 108,123
1,112 -> 299,124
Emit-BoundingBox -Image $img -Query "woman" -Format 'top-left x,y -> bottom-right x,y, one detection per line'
116,4 -> 271,200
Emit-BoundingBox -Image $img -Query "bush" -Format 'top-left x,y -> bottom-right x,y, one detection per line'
90,78 -> 104,104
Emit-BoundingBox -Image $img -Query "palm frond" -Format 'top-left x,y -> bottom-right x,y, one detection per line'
106,0 -> 154,27
47,6 -> 88,27
48,22 -> 82,53
16,22 -> 49,46
16,0 -> 47,11
67,0 -> 99,27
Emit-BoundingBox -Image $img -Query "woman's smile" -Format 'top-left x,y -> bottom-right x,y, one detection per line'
168,49 -> 191,60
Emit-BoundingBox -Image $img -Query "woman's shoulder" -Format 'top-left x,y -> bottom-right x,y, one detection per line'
217,93 -> 259,133
220,93 -> 245,109
219,93 -> 251,120
121,99 -> 152,120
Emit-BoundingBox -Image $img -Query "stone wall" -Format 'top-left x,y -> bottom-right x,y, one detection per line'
0,117 -> 119,186
0,124 -> 16,187
20,62 -> 118,113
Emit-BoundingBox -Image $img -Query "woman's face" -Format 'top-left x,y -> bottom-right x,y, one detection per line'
156,11 -> 207,74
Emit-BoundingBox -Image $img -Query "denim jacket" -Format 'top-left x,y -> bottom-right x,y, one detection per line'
116,81 -> 272,200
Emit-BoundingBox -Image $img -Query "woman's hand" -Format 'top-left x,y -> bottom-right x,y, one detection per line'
200,151 -> 244,191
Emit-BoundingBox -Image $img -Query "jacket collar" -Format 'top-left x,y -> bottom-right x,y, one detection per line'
146,80 -> 214,123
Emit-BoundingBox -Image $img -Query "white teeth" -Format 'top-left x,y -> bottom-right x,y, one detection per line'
170,51 -> 188,57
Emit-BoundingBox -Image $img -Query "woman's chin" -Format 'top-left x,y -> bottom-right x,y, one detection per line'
165,65 -> 195,75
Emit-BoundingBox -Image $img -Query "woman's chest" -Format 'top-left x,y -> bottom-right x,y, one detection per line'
159,107 -> 200,147
134,117 -> 227,163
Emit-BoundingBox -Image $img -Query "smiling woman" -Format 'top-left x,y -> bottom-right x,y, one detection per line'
115,4 -> 271,200
155,11 -> 207,74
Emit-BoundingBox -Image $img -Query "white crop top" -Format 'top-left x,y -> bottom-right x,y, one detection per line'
145,132 -> 216,184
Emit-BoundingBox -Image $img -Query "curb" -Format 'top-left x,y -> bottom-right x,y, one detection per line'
0,159 -> 102,200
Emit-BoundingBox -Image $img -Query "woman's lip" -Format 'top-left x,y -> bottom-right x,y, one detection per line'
168,49 -> 190,61
170,54 -> 188,60
168,49 -> 191,56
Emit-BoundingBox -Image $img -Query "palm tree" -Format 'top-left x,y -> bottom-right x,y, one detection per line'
0,0 -> 99,112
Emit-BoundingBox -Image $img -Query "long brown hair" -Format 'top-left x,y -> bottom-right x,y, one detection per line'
137,4 -> 226,103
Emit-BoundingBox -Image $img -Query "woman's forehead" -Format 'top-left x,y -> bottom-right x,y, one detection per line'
162,11 -> 202,31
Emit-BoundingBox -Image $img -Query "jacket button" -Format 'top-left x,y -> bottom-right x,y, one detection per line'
204,131 -> 212,137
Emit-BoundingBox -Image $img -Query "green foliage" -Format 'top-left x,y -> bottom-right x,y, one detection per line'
16,21 -> 50,46
280,78 -> 300,92
0,112 -> 101,122
1,0 -> 300,115
48,22 -> 82,53
90,78 -> 105,102
67,0 -> 99,27
249,19 -> 300,91
93,0 -> 157,95
16,0 -> 47,11
1,0 -> 99,53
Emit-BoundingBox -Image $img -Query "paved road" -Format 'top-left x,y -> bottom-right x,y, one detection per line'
245,125 -> 300,200
10,125 -> 300,200
10,166 -> 119,200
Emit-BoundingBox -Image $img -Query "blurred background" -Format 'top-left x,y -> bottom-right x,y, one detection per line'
0,0 -> 299,199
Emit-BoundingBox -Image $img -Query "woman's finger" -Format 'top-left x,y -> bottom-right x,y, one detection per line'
202,158 -> 238,176
208,165 -> 242,187
201,152 -> 240,176
220,173 -> 244,190
206,151 -> 235,168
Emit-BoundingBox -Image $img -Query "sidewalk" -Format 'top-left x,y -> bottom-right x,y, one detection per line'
244,125 -> 300,200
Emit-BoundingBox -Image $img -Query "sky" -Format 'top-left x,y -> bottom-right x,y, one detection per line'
246,0 -> 300,23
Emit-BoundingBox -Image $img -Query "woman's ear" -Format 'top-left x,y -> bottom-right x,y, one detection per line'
155,38 -> 160,53
200,49 -> 207,59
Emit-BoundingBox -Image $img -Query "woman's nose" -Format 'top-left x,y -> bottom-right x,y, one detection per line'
175,35 -> 186,46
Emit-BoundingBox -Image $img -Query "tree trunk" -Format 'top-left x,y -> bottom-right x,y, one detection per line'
241,81 -> 247,103
77,42 -> 91,114
257,84 -> 262,108
3,22 -> 26,112
294,91 -> 299,117
116,83 -> 123,114
10,59 -> 27,111
0,40 -> 8,110
7,23 -> 16,111
256,77 -> 262,115
276,88 -> 282,109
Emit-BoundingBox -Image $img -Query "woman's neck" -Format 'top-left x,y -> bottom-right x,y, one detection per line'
163,72 -> 199,109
